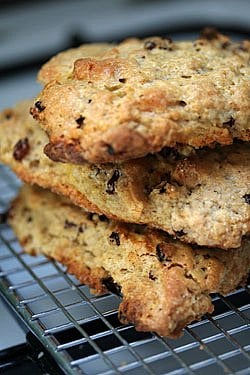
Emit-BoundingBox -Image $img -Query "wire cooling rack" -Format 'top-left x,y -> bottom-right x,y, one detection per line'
0,163 -> 249,375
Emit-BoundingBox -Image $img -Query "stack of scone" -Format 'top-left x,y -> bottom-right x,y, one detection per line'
0,30 -> 249,337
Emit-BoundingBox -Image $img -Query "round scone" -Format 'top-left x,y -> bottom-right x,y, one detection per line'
8,185 -> 250,337
1,101 -> 250,249
31,30 -> 250,164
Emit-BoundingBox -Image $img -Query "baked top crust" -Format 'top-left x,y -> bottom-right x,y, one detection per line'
31,31 -> 250,164
8,184 -> 250,337
38,43 -> 114,85
1,100 -> 250,249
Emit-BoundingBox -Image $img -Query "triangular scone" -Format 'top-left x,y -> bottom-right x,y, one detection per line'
0,101 -> 250,249
31,32 -> 250,164
8,185 -> 250,337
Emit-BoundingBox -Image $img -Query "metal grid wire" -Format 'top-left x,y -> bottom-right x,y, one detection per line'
0,164 -> 249,375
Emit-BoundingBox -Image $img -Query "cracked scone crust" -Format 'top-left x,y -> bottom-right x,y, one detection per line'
31,31 -> 250,164
1,100 -> 250,249
8,185 -> 250,337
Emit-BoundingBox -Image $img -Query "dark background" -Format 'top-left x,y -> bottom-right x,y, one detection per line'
1,0 -> 250,110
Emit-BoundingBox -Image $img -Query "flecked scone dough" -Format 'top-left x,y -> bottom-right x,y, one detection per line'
1,101 -> 250,249
8,185 -> 250,337
37,43 -> 114,84
31,31 -> 250,164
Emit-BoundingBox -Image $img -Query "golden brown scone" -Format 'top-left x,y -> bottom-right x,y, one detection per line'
1,100 -> 250,249
8,185 -> 250,337
31,31 -> 250,164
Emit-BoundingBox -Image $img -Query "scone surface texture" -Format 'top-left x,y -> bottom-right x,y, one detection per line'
31,31 -> 250,163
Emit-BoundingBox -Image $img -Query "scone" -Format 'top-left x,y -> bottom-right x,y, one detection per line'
8,185 -> 250,337
1,100 -> 250,249
31,30 -> 250,164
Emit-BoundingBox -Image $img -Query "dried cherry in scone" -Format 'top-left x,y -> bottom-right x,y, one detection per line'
106,169 -> 120,194
109,231 -> 120,246
13,138 -> 30,161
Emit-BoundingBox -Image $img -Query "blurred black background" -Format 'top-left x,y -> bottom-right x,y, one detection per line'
0,0 -> 250,106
